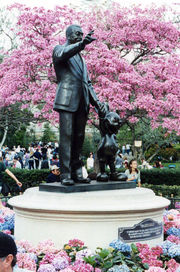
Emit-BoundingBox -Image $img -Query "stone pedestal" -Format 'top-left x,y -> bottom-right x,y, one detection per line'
9,186 -> 170,250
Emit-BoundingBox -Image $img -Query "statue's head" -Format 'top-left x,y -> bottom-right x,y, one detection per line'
66,25 -> 83,44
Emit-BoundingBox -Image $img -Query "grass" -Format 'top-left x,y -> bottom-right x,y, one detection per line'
162,162 -> 180,169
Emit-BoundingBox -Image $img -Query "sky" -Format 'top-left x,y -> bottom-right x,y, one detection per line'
1,0 -> 180,10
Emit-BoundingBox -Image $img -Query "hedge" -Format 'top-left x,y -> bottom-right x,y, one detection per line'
1,168 -> 180,195
142,184 -> 180,197
116,168 -> 180,185
140,169 -> 180,186
2,168 -> 49,194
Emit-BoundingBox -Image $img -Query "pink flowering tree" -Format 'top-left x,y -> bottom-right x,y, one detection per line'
0,3 -> 179,141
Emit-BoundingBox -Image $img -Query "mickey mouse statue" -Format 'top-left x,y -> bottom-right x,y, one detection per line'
97,103 -> 127,182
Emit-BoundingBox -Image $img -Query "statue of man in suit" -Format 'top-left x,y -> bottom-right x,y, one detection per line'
53,25 -> 105,185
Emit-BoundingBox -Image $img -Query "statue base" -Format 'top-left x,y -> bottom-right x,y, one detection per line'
9,185 -> 170,251
39,180 -> 136,193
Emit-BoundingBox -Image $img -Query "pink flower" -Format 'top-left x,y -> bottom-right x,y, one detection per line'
167,235 -> 180,244
16,253 -> 36,271
166,259 -> 180,272
68,239 -> 84,248
146,267 -> 166,272
0,216 -> 5,223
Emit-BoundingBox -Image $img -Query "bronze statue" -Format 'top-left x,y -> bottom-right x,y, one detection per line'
97,104 -> 127,182
53,25 -> 105,185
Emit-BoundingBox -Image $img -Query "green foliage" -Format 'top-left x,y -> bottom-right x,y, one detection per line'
2,168 -> 49,194
145,145 -> 180,161
82,135 -> 94,158
116,125 -> 132,146
2,168 -> 180,196
5,125 -> 32,148
140,169 -> 180,186
142,184 -> 180,197
84,247 -> 148,271
41,123 -> 57,143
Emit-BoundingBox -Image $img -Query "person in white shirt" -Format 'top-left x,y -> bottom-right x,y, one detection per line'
126,144 -> 130,155
15,145 -> 21,153
0,232 -> 32,272
13,158 -> 22,169
87,153 -> 94,170
122,145 -> 126,155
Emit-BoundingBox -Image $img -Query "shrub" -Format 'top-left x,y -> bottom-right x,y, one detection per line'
1,168 -> 180,195
2,168 -> 49,194
142,184 -> 180,197
140,169 -> 180,186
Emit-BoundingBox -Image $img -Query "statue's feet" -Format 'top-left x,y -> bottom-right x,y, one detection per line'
72,168 -> 91,184
74,176 -> 91,184
109,172 -> 127,181
96,173 -> 109,182
61,178 -> 75,186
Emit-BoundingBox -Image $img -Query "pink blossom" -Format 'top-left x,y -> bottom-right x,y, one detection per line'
68,239 -> 85,248
146,267 -> 166,272
166,259 -> 180,272
16,253 -> 37,271
0,4 -> 179,133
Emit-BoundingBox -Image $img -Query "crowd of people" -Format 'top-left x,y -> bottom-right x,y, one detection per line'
0,142 -> 169,195
0,142 -> 59,170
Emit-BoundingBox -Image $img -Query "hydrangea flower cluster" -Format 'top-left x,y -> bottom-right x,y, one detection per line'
0,207 -> 15,231
163,209 -> 180,233
1,209 -> 179,271
107,264 -> 130,272
16,253 -> 37,272
109,240 -> 131,253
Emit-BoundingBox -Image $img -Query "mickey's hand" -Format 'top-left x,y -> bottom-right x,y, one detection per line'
82,30 -> 96,46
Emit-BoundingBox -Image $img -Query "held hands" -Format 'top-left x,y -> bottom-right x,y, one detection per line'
82,30 -> 96,46
97,102 -> 107,118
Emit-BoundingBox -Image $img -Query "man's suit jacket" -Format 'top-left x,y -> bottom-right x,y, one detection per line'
53,41 -> 100,113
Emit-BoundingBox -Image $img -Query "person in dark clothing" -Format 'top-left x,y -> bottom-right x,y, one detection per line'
41,155 -> 49,169
46,165 -> 60,183
41,146 -> 47,157
0,157 -> 22,208
33,149 -> 42,169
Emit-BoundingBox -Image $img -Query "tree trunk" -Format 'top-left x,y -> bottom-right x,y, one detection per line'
0,117 -> 8,149
130,125 -> 136,158
0,126 -> 8,149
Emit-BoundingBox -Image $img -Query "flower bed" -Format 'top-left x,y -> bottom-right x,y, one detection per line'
0,207 -> 15,232
0,208 -> 179,271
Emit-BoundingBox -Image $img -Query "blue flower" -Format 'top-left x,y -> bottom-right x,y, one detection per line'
0,214 -> 15,231
166,227 -> 180,238
161,240 -> 174,254
109,240 -> 131,253
168,244 -> 180,258
107,264 -> 130,272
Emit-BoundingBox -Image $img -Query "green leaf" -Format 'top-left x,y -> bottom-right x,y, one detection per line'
98,249 -> 111,259
131,243 -> 139,253
103,261 -> 113,269
143,263 -> 149,269
112,255 -> 123,263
